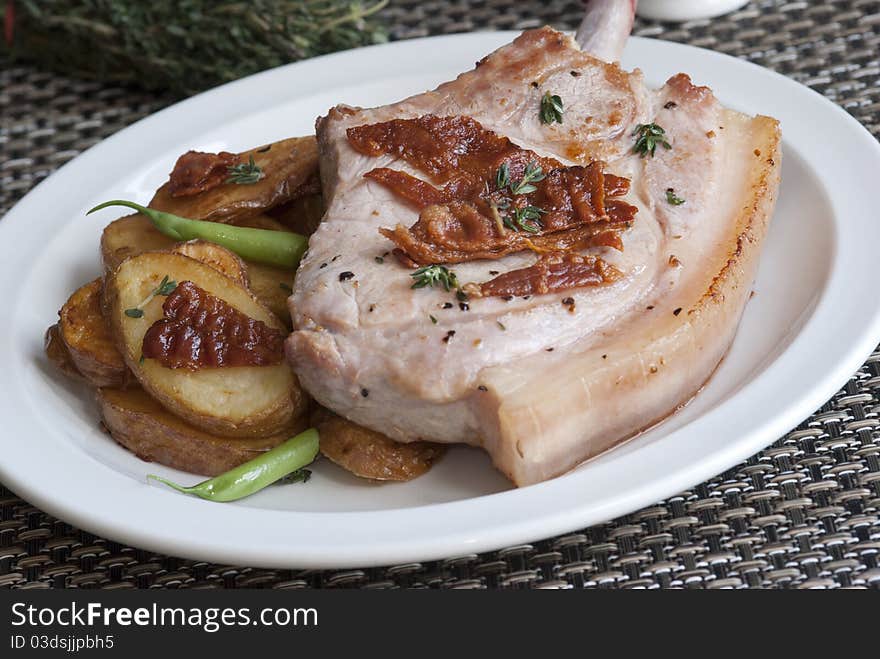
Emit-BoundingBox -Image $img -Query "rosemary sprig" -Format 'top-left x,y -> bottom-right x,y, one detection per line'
226,155 -> 263,185
666,188 -> 686,205
632,123 -> 672,157
411,265 -> 458,291
124,275 -> 177,318
540,91 -> 564,125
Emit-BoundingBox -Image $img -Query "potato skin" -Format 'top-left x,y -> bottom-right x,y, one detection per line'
58,279 -> 129,387
101,214 -> 175,272
100,213 -> 294,324
169,240 -> 249,287
313,407 -> 446,481
105,251 -> 305,437
44,324 -> 82,380
98,387 -> 306,476
148,136 -> 318,223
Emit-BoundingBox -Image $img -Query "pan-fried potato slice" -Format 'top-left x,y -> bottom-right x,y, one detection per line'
169,240 -> 249,287
312,407 -> 446,481
148,136 -> 318,223
58,279 -> 129,387
245,262 -> 294,326
45,324 -> 82,380
101,214 -> 173,272
98,387 -> 306,477
105,251 -> 304,437
100,213 -> 295,324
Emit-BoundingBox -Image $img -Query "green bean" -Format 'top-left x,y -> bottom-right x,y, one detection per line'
147,428 -> 320,502
87,199 -> 308,269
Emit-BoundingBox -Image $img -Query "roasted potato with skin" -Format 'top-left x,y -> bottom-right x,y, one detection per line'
105,251 -> 305,437
148,136 -> 319,223
100,213 -> 295,325
58,278 -> 130,387
169,240 -> 249,287
98,387 -> 306,477
101,214 -> 175,272
313,407 -> 446,481
45,324 -> 82,380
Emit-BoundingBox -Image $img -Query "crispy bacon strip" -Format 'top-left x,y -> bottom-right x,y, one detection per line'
167,150 -> 237,197
142,281 -> 285,370
347,115 -> 637,267
464,252 -> 622,298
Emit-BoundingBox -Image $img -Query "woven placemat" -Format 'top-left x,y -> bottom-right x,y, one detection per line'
2,0 -> 879,589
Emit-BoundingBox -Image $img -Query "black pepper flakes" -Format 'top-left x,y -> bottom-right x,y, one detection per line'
331,255 -> 341,262
502,295 -> 514,302
442,302 -> 454,309
562,297 -> 574,306
673,307 -> 682,316
489,270 -> 499,276
442,330 -> 456,343
374,256 -> 384,264
369,304 -> 375,312
339,271 -> 355,282
602,354 -> 608,359
664,101 -> 678,109
646,305 -> 655,310
531,81 -> 539,88
477,385 -> 488,392
570,70 -> 581,77
546,347 -> 554,352
361,388 -> 369,398
459,302 -> 469,311
522,295 -> 531,300
319,263 -> 328,269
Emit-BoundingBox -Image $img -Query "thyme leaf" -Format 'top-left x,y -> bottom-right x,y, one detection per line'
411,265 -> 458,291
665,188 -> 686,205
124,275 -> 177,319
225,155 -> 263,185
632,123 -> 672,157
540,91 -> 564,125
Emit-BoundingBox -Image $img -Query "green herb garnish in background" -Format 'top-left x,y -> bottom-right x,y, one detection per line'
632,123 -> 672,157
540,92 -> 564,125
5,1 -> 389,96
411,265 -> 458,291
225,155 -> 263,185
124,274 -> 177,318
666,188 -> 686,205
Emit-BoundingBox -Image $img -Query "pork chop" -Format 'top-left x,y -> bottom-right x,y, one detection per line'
287,15 -> 781,486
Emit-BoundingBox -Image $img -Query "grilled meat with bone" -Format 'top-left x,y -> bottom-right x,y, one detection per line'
287,14 -> 781,485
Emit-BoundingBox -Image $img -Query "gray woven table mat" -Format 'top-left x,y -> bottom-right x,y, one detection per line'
2,0 -> 879,589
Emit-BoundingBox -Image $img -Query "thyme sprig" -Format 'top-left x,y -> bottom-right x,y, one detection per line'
540,92 -> 564,125
632,123 -> 672,157
490,162 -> 548,233
226,155 -> 263,185
124,275 -> 177,319
504,205 -> 546,233
411,265 -> 458,291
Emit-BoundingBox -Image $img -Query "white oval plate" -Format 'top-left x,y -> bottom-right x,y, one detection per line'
2,33 -> 880,569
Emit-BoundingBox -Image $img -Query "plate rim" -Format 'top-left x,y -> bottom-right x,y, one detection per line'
2,32 -> 880,568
